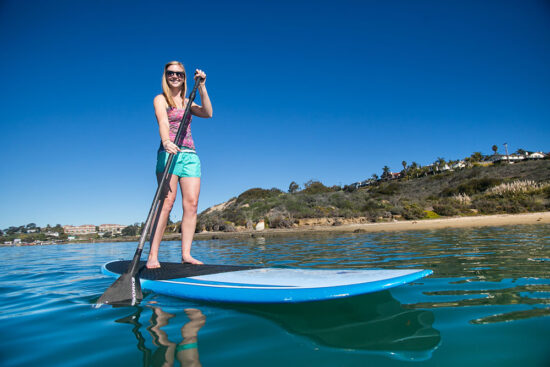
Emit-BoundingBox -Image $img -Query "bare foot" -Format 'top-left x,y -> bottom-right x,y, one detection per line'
146,260 -> 161,269
182,256 -> 203,265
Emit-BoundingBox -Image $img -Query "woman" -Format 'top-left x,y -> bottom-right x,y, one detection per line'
146,61 -> 213,269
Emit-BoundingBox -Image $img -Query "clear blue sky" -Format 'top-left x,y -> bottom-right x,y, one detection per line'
1,0 -> 549,228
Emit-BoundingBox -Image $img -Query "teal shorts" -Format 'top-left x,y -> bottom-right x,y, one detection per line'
156,150 -> 201,178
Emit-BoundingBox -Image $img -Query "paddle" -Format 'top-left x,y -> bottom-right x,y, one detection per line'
97,76 -> 204,306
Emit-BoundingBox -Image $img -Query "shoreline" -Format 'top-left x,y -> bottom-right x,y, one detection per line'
192,211 -> 550,240
7,212 -> 547,246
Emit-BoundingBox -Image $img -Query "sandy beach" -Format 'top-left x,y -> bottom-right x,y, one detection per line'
192,211 -> 550,240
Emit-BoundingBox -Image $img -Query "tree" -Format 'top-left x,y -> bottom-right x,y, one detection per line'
288,181 -> 300,193
6,226 -> 17,235
381,166 -> 391,181
401,161 -> 407,171
302,180 -> 331,194
371,173 -> 379,181
53,224 -> 64,233
492,145 -> 498,154
471,152 -> 483,162
516,148 -> 527,156
409,161 -> 419,177
26,223 -> 36,229
121,225 -> 138,236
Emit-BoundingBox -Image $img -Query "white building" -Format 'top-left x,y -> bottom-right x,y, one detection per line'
99,224 -> 127,234
527,152 -> 545,159
63,225 -> 97,235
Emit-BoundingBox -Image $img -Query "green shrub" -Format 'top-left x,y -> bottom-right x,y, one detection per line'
343,184 -> 357,192
424,210 -> 440,219
237,187 -> 283,203
362,198 -> 384,211
442,177 -> 502,196
373,183 -> 400,195
328,192 -> 354,210
433,203 -> 460,216
402,203 -> 425,220
302,180 -> 333,194
473,196 -> 545,214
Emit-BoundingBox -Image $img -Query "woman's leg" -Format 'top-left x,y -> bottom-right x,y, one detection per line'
146,173 -> 180,269
179,177 -> 202,264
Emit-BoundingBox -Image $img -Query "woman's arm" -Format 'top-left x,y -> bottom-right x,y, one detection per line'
154,94 -> 180,154
190,69 -> 213,118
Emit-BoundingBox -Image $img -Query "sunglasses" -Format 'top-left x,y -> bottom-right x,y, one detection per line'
166,70 -> 185,78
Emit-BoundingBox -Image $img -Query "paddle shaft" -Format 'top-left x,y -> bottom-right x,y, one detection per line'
127,77 -> 203,276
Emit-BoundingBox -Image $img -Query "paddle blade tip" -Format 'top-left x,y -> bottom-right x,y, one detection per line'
96,272 -> 143,307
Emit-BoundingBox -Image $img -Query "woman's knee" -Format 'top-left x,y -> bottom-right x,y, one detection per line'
183,198 -> 199,213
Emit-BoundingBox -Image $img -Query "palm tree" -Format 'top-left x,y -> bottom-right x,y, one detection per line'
410,161 -> 419,177
492,145 -> 498,155
436,157 -> 446,171
382,166 -> 391,181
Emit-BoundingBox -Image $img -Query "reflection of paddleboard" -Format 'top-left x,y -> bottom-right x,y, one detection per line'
102,260 -> 432,303
235,290 -> 441,361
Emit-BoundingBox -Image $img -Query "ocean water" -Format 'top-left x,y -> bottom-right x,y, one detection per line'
1,225 -> 549,366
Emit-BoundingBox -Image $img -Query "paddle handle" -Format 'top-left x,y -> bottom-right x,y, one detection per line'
128,77 -> 203,275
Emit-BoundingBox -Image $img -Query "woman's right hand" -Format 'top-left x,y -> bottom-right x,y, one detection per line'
162,139 -> 181,154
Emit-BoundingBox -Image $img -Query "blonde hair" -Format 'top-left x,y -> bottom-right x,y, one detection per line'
162,61 -> 187,108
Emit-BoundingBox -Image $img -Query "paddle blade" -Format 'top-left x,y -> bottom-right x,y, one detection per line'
96,271 -> 143,306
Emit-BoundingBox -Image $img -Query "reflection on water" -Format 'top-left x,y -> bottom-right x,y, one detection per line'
117,306 -> 205,367
233,290 -> 440,361
115,290 -> 439,365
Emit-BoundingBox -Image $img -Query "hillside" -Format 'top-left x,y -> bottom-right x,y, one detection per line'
197,160 -> 550,232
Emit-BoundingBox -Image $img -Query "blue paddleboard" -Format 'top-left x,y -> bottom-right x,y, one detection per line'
101,260 -> 432,303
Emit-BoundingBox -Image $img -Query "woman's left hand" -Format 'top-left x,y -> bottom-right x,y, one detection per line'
194,69 -> 206,85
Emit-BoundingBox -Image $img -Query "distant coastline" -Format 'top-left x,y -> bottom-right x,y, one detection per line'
3,212 -> 548,247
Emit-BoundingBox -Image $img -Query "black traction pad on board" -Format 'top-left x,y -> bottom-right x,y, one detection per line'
105,260 -> 260,280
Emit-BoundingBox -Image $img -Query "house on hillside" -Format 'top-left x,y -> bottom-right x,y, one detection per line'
452,161 -> 467,170
390,172 -> 402,180
426,163 -> 450,174
526,152 -> 546,160
488,153 -> 526,164
381,171 -> 402,180
357,179 -> 376,188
